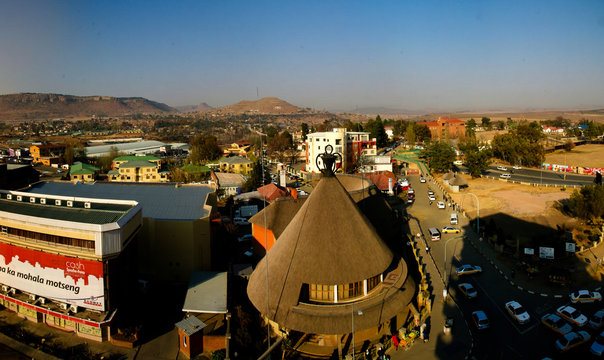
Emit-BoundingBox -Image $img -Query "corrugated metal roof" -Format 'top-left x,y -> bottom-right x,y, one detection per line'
85,141 -> 165,157
182,271 -> 228,314
0,198 -> 129,224
175,316 -> 206,336
27,182 -> 213,220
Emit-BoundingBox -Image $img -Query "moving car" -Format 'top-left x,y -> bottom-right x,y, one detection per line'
442,226 -> 461,234
456,265 -> 482,276
420,177 -> 426,183
570,290 -> 602,303
555,331 -> 591,352
591,331 -> 604,356
450,213 -> 458,225
497,165 -> 508,171
500,173 -> 511,179
472,310 -> 489,330
590,310 -> 604,330
428,227 -> 441,241
505,301 -> 531,324
557,305 -> 588,327
429,194 -> 436,201
437,201 -> 445,209
541,313 -> 573,335
513,165 -> 522,170
458,283 -> 478,299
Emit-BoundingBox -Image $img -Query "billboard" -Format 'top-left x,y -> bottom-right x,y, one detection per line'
539,247 -> 555,260
0,243 -> 104,311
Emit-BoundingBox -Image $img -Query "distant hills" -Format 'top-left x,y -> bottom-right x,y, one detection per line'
0,93 -> 177,120
174,102 -> 214,113
214,97 -> 303,114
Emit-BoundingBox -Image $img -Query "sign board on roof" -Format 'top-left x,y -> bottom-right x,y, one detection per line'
539,247 -> 554,259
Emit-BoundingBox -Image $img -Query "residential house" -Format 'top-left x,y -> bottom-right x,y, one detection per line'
218,156 -> 253,176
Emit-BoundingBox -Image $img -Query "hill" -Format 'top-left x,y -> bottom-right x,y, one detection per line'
175,102 -> 214,113
0,93 -> 177,120
214,97 -> 302,114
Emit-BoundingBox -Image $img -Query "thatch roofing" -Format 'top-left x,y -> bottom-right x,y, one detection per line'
248,174 -> 397,332
449,175 -> 468,186
248,196 -> 307,238
442,171 -> 455,181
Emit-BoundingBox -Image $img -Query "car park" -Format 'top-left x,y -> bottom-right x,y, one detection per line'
458,283 -> 478,299
591,331 -> 604,356
500,173 -> 511,179
456,265 -> 482,276
505,301 -> 531,324
590,310 -> 604,329
472,310 -> 489,329
570,290 -> 602,303
442,226 -> 461,234
497,165 -> 508,171
437,201 -> 445,209
555,331 -> 591,352
541,313 -> 573,335
557,305 -> 588,327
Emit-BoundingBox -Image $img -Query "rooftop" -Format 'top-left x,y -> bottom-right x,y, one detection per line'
213,172 -> 247,187
69,162 -> 99,175
117,159 -> 158,168
182,271 -> 228,314
113,155 -> 161,162
219,156 -> 252,165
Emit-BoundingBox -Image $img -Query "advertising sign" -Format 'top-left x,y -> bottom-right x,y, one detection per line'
565,242 -> 576,253
524,248 -> 535,255
0,243 -> 104,311
539,247 -> 555,259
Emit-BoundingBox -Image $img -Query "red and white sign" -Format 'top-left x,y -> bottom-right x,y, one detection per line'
0,243 -> 104,311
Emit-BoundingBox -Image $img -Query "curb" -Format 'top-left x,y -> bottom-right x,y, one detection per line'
0,332 -> 62,360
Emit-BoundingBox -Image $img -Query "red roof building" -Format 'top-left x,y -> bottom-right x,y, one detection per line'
257,183 -> 297,202
421,117 -> 465,140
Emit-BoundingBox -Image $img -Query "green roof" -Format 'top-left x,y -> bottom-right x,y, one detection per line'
181,164 -> 211,174
69,162 -> 99,175
114,155 -> 160,162
108,169 -> 119,175
118,160 -> 158,168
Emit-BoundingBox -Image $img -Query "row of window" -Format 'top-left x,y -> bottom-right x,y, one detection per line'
1,226 -> 95,250
307,274 -> 382,303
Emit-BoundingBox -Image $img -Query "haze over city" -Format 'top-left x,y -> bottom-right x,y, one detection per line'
1,0 -> 604,112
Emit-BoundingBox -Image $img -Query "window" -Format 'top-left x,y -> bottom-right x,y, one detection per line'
335,139 -> 341,145
183,335 -> 187,347
338,281 -> 364,300
309,284 -> 334,302
367,274 -> 381,292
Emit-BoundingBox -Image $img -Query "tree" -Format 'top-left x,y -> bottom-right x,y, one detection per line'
364,116 -> 388,148
241,161 -> 270,192
268,131 -> 295,163
405,124 -> 416,146
495,120 -> 505,130
466,118 -> 477,138
301,123 -> 309,140
96,146 -> 122,172
421,141 -> 455,173
63,146 -> 75,165
414,123 -> 431,143
568,184 -> 604,223
563,140 -> 575,152
481,117 -> 491,130
459,140 -> 492,177
491,122 -> 544,166
189,134 -> 223,164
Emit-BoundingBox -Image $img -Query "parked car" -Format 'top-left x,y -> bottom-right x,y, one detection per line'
233,217 -> 249,226
472,310 -> 489,330
458,283 -> 478,299
437,201 -> 445,209
497,165 -> 508,171
591,331 -> 604,356
570,290 -> 602,304
541,313 -> 573,335
556,331 -> 591,352
456,265 -> 482,276
407,188 -> 415,195
429,194 -> 436,201
237,234 -> 254,243
505,301 -> 530,324
442,226 -> 461,234
590,310 -> 604,330
500,173 -> 511,179
557,305 -> 588,327
420,176 -> 426,183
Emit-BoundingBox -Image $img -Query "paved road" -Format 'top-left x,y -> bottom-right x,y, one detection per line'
402,174 -> 603,359
456,164 -> 596,187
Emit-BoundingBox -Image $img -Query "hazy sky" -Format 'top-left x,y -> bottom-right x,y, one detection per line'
1,1 -> 604,112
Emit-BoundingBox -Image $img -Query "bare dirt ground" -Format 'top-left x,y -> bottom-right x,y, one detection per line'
545,144 -> 604,168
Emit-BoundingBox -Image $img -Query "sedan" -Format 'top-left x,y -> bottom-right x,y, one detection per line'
590,310 -> 604,330
428,194 -> 436,201
556,331 -> 591,352
541,313 -> 573,335
420,177 -> 426,183
557,305 -> 588,327
472,310 -> 489,330
513,165 -> 522,170
442,226 -> 461,234
570,290 -> 602,303
497,165 -> 508,171
456,265 -> 482,276
591,331 -> 604,356
500,173 -> 511,179
437,201 -> 446,209
505,301 -> 530,324
458,283 -> 478,299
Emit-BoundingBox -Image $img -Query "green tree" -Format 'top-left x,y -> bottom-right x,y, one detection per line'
495,120 -> 505,130
241,161 -> 270,192
414,123 -> 432,142
507,117 -> 516,129
421,141 -> 455,173
365,116 -> 388,148
466,118 -> 477,138
481,117 -> 491,130
491,122 -> 544,166
459,140 -> 492,177
301,123 -> 309,139
568,184 -> 604,223
189,134 -> 223,164
405,124 -> 416,146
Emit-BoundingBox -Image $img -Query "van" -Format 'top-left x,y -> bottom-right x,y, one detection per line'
428,227 -> 441,241
450,213 -> 458,225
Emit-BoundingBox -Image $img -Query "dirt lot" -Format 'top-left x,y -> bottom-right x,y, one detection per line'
545,144 -> 604,168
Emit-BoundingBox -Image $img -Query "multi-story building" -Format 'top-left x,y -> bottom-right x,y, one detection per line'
0,190 -> 142,341
30,143 -> 66,166
305,128 -> 377,173
218,156 -> 253,176
108,156 -> 169,183
421,117 -> 466,140
69,162 -> 99,182
223,142 -> 251,156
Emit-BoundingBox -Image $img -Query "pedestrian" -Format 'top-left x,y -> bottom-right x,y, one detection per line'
392,334 -> 400,350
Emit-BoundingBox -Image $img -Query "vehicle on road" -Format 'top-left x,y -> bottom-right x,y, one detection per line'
513,165 -> 522,170
541,313 -> 573,335
557,305 -> 588,327
555,330 -> 591,352
591,331 -> 604,356
437,201 -> 445,209
442,226 -> 461,234
505,301 -> 531,324
570,290 -> 602,303
590,310 -> 604,330
458,283 -> 478,299
497,165 -> 508,171
500,173 -> 511,179
407,188 -> 415,195
450,213 -> 458,225
407,197 -> 414,204
472,310 -> 489,329
456,265 -> 482,276
428,227 -> 441,241
429,194 -> 436,201
420,176 -> 426,183
454,160 -> 463,165
233,217 -> 249,226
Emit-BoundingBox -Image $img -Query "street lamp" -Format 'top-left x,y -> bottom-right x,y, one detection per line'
444,235 -> 465,288
351,304 -> 363,357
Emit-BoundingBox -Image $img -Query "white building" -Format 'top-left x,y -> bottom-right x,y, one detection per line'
305,128 -> 377,173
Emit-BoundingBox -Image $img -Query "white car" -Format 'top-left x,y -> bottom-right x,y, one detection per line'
429,194 -> 436,201
420,177 -> 426,183
512,165 -> 522,170
454,160 -> 463,165
556,331 -> 591,352
505,301 -> 530,324
437,201 -> 445,209
557,305 -> 588,327
570,290 -> 602,303
407,188 -> 415,195
500,173 -> 511,179
591,331 -> 604,356
497,165 -> 508,171
590,310 -> 604,330
458,283 -> 478,299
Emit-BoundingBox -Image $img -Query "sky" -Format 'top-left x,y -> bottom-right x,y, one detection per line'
1,0 -> 604,112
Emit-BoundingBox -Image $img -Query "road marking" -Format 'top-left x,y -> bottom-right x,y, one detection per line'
517,286 -> 523,291
554,295 -> 563,298
528,290 -> 535,294
541,293 -> 548,297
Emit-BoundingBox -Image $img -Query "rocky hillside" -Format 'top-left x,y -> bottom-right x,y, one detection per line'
0,93 -> 177,120
215,97 -> 303,114
175,102 -> 214,113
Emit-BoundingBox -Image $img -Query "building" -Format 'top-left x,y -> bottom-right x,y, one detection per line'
223,142 -> 251,156
247,154 -> 417,357
69,162 -> 99,182
0,189 -> 142,341
218,156 -> 253,176
108,156 -> 169,183
0,163 -> 40,190
27,182 -> 216,282
305,128 -> 377,174
384,126 -> 394,139
210,172 -> 247,199
30,143 -> 66,166
421,117 -> 466,140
